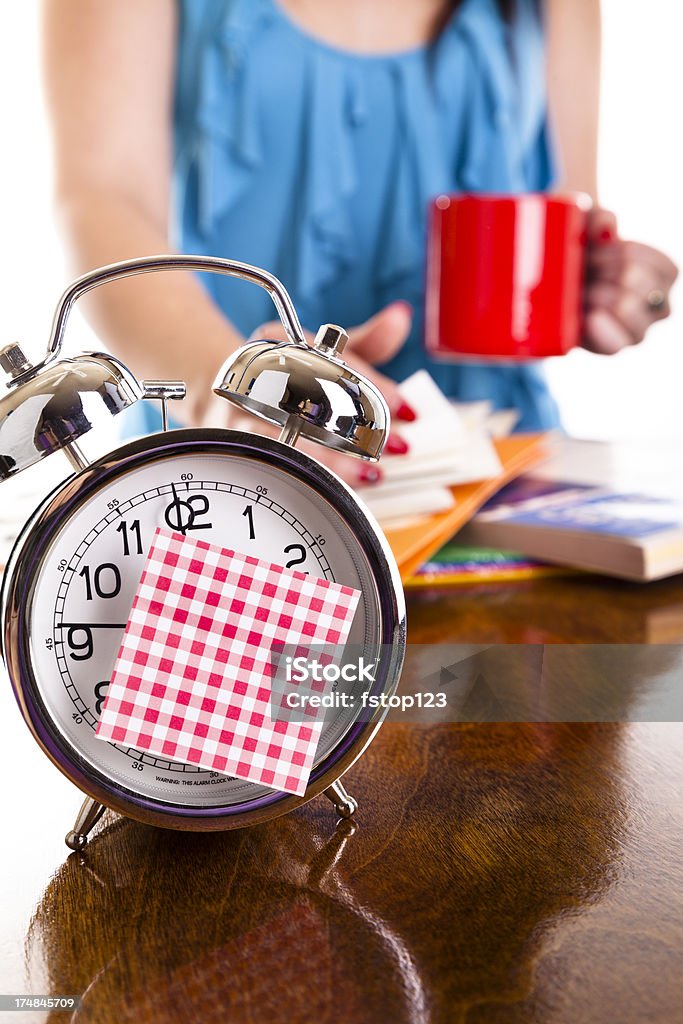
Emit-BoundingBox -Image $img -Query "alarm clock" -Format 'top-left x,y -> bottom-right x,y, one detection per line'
0,255 -> 405,850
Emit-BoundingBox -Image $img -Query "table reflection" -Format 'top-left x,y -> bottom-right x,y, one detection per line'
29,722 -> 630,1024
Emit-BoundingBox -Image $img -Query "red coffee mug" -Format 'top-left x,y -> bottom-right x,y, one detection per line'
425,192 -> 591,361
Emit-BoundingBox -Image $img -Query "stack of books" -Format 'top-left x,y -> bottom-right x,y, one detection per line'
460,477 -> 683,582
405,542 -> 570,589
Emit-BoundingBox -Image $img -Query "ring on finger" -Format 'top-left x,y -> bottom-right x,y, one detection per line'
646,288 -> 667,312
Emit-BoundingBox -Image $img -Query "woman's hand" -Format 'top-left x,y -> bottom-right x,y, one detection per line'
205,302 -> 416,488
582,208 -> 678,354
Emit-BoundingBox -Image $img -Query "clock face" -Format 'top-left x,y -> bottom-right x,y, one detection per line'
6,433 -> 398,815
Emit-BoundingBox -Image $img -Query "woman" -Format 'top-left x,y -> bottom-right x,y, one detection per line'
43,0 -> 677,485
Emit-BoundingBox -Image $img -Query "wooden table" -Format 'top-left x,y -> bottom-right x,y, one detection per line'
2,573 -> 683,1023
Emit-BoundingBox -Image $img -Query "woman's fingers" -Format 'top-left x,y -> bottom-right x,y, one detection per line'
583,308 -> 641,355
586,206 -> 619,244
581,278 -> 655,354
250,300 -> 415,367
248,321 -> 315,344
587,240 -> 679,294
581,212 -> 678,354
345,301 -> 413,365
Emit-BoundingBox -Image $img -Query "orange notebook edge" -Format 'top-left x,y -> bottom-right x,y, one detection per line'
383,434 -> 548,582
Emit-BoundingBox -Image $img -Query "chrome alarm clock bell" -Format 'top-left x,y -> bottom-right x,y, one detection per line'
0,346 -> 144,478
0,255 -> 405,850
215,322 -> 388,458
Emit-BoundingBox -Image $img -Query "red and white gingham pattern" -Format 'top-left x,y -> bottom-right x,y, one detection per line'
95,528 -> 361,795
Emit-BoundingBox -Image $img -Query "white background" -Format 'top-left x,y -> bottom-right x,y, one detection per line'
0,1 -> 681,439
0,2 -> 680,997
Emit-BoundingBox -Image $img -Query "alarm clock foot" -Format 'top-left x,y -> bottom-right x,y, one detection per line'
65,796 -> 106,851
324,781 -> 358,820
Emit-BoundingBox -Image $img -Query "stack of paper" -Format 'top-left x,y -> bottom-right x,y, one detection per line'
358,371 -> 507,527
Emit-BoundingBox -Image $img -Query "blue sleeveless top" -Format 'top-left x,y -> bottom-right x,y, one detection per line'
128,0 -> 560,436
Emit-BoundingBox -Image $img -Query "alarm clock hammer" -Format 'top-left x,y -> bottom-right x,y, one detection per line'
0,255 -> 406,849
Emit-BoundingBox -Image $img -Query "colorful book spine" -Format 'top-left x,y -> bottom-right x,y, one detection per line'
405,544 -> 574,589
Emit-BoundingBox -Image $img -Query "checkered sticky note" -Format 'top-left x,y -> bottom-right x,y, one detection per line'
96,528 -> 361,795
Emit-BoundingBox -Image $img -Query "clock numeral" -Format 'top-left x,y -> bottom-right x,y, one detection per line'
117,519 -> 143,557
94,680 -> 110,716
284,543 -> 306,570
67,626 -> 94,662
243,505 -> 255,540
79,563 -> 122,601
164,484 -> 212,535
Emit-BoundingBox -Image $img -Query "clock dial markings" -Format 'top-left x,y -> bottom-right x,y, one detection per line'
23,449 -> 377,807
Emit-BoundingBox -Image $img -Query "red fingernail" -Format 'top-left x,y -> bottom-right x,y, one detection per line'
386,433 -> 409,455
359,465 -> 382,485
599,227 -> 616,243
392,300 -> 414,316
396,400 -> 417,422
